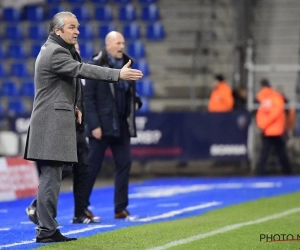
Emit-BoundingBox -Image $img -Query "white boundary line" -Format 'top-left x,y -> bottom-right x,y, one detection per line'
147,207 -> 300,250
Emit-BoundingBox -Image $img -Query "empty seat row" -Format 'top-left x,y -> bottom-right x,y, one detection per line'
0,63 -> 32,78
0,81 -> 35,98
0,99 -> 28,116
47,0 -> 156,4
3,3 -> 160,22
1,21 -> 165,41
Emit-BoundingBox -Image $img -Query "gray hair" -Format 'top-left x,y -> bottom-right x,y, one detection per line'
49,12 -> 76,34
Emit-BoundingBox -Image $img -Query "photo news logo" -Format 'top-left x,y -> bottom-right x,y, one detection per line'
260,234 -> 300,243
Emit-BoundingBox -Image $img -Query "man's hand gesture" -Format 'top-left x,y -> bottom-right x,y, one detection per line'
120,60 -> 143,81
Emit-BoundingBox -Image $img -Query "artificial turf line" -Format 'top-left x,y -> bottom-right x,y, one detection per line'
147,207 -> 300,250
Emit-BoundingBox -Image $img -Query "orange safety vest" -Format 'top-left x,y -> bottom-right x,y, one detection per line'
256,87 -> 285,136
208,81 -> 234,112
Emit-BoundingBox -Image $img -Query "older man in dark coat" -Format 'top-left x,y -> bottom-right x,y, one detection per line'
24,12 -> 142,243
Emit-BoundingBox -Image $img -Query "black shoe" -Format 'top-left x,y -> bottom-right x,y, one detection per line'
36,229 -> 77,243
25,205 -> 38,225
72,215 -> 97,224
84,209 -> 101,222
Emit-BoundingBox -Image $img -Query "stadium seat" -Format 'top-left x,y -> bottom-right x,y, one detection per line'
79,25 -> 95,39
134,59 -> 150,76
114,0 -> 131,3
47,0 -> 62,4
10,63 -> 30,77
141,3 -> 160,21
0,65 -> 8,78
0,131 -> 20,156
24,5 -> 45,21
118,4 -> 136,21
91,0 -> 109,3
5,26 -> 24,40
31,43 -> 42,58
136,97 -> 150,113
7,100 -> 26,115
28,23 -> 47,41
123,22 -> 141,40
99,23 -> 116,39
94,5 -> 113,22
127,40 -> 146,59
48,6 -> 64,19
72,6 -> 90,21
146,21 -> 165,40
139,0 -> 157,3
80,42 -> 95,61
19,81 -> 35,98
7,44 -> 27,59
66,0 -> 85,3
0,81 -> 19,97
3,7 -> 22,22
136,78 -> 154,97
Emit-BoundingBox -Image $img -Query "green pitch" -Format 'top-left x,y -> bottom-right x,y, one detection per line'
38,191 -> 300,250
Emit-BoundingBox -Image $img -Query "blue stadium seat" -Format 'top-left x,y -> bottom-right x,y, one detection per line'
91,0 -> 109,3
114,0 -> 131,3
7,100 -> 26,115
10,63 -> 30,77
28,23 -> 47,41
66,0 -> 85,3
99,23 -> 116,39
79,25 -> 94,39
31,43 -> 42,58
139,0 -> 157,3
47,0 -> 62,3
80,42 -> 94,61
94,5 -> 113,22
24,5 -> 45,21
141,3 -> 160,21
3,7 -> 22,22
19,81 -> 35,98
118,4 -> 136,21
134,59 -> 150,76
146,21 -> 165,40
0,81 -> 19,97
5,26 -> 24,40
137,97 -> 150,113
127,40 -> 146,59
48,6 -> 64,19
0,65 -> 8,77
136,78 -> 154,97
123,22 -> 141,40
72,6 -> 90,21
7,44 -> 28,59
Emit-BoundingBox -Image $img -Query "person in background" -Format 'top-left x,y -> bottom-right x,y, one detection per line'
25,43 -> 100,226
255,79 -> 292,175
233,85 -> 247,110
208,74 -> 234,112
24,12 -> 142,243
84,31 -> 142,219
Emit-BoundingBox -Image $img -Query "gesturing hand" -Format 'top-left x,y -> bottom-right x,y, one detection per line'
120,60 -> 143,81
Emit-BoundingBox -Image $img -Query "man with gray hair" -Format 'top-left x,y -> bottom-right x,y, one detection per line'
24,12 -> 143,243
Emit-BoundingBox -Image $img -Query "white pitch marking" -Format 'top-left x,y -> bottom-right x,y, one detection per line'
147,207 -> 300,250
0,228 -> 9,231
135,202 -> 221,222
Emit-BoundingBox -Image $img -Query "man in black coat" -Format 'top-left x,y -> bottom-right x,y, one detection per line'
84,31 -> 142,219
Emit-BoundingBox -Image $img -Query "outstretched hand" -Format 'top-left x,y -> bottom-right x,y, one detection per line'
120,60 -> 143,81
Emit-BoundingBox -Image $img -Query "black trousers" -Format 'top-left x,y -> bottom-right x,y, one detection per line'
256,135 -> 292,175
86,120 -> 132,213
67,129 -> 90,217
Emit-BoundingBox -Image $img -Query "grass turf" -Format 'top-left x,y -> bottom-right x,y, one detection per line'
38,191 -> 300,250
